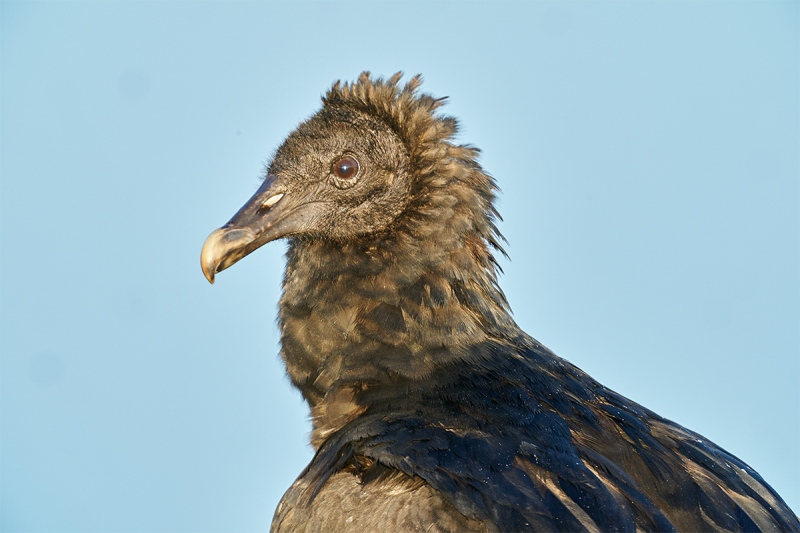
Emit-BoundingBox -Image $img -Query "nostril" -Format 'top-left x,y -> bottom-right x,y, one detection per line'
261,193 -> 285,210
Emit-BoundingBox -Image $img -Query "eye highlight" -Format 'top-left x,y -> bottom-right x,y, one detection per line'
332,156 -> 359,180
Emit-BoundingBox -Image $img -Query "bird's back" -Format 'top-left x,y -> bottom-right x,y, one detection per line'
272,335 -> 799,532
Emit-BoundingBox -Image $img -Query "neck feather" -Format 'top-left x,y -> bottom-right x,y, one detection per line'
278,131 -> 516,447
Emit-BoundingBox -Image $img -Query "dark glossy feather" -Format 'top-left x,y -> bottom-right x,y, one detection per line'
276,336 -> 797,531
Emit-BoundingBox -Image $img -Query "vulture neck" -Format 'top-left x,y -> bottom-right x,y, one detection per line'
278,167 -> 516,447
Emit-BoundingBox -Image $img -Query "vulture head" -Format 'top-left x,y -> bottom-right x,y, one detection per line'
201,72 -> 501,286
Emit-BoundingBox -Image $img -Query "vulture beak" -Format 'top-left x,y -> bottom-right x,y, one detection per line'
200,176 -> 322,284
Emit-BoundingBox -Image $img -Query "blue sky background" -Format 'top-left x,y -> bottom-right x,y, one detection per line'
1,1 -> 798,531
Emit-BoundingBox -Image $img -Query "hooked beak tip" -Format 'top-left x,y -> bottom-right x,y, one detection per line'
200,227 -> 257,285
202,266 -> 216,285
200,231 -> 221,284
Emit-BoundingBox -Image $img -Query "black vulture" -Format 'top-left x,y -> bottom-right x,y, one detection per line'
201,73 -> 799,532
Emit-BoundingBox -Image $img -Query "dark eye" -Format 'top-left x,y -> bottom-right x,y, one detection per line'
332,156 -> 359,180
